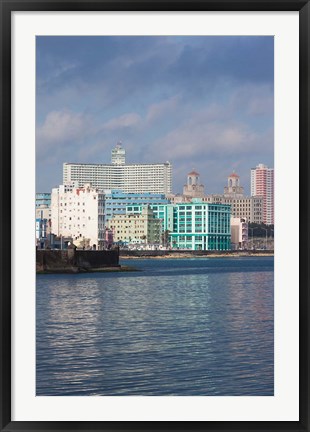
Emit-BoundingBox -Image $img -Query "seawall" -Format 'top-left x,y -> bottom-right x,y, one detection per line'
119,249 -> 274,259
36,249 -> 120,273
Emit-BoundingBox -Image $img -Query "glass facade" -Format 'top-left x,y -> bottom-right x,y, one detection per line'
170,202 -> 231,251
104,190 -> 170,225
36,193 -> 51,208
125,201 -> 231,251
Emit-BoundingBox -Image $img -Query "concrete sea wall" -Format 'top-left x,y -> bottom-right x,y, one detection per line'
119,249 -> 274,258
36,249 -> 120,273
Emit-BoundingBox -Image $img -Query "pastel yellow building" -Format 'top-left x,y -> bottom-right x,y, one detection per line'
107,206 -> 162,245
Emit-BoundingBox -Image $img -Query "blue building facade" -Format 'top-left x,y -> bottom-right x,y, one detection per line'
36,217 -> 49,248
104,190 -> 170,223
35,205 -> 51,248
36,192 -> 51,208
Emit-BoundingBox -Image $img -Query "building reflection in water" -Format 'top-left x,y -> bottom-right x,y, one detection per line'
36,258 -> 274,396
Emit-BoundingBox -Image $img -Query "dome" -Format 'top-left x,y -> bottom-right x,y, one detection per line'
188,170 -> 200,176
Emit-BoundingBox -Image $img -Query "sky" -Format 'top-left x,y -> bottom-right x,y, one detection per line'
36,36 -> 274,195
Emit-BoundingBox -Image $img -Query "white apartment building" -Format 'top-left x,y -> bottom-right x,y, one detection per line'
63,143 -> 172,195
251,163 -> 274,225
35,205 -> 52,244
111,141 -> 126,165
36,205 -> 51,221
107,206 -> 162,245
231,217 -> 248,250
51,183 -> 105,249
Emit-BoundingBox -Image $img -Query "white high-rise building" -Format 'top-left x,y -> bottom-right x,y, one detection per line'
111,141 -> 126,165
51,182 -> 105,249
231,217 -> 248,250
251,163 -> 274,225
63,143 -> 172,195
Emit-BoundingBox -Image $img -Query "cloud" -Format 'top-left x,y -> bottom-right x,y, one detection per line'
229,84 -> 274,117
103,113 -> 142,130
37,109 -> 92,145
146,95 -> 180,123
150,107 -> 272,164
37,61 -> 78,89
35,36 -> 274,193
36,109 -> 96,165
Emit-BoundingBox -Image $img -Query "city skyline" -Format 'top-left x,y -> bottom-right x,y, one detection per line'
36,36 -> 274,195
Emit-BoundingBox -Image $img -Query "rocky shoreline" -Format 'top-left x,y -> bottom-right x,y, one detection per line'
37,265 -> 139,274
36,250 -> 274,273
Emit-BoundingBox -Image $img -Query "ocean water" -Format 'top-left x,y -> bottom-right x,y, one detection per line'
36,257 -> 274,396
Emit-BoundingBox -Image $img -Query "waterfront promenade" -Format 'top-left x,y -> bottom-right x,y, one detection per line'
119,249 -> 274,259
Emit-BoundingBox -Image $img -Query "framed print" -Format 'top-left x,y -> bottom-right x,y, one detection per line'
1,0 -> 309,431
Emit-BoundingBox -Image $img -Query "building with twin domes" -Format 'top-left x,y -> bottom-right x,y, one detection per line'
183,170 -> 205,198
224,172 -> 244,198
203,171 -> 263,224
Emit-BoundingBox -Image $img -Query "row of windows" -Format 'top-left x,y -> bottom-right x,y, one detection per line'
59,224 -> 86,229
115,231 -> 146,235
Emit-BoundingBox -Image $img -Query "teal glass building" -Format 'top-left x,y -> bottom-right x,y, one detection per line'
170,202 -> 231,250
36,192 -> 51,208
126,201 -> 231,251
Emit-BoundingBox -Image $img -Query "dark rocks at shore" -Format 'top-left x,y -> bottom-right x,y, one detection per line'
36,249 -> 120,273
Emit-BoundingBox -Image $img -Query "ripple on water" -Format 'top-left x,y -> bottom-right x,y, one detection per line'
36,257 -> 274,396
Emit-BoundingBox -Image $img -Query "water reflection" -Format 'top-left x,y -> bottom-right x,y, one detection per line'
36,257 -> 274,396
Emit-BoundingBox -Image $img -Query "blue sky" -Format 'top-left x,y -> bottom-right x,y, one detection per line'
36,36 -> 274,195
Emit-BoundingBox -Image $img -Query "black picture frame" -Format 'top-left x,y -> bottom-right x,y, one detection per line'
1,1 -> 309,431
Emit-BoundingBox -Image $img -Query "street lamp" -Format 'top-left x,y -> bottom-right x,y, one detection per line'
269,228 -> 274,250
248,227 -> 254,250
261,227 -> 268,250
